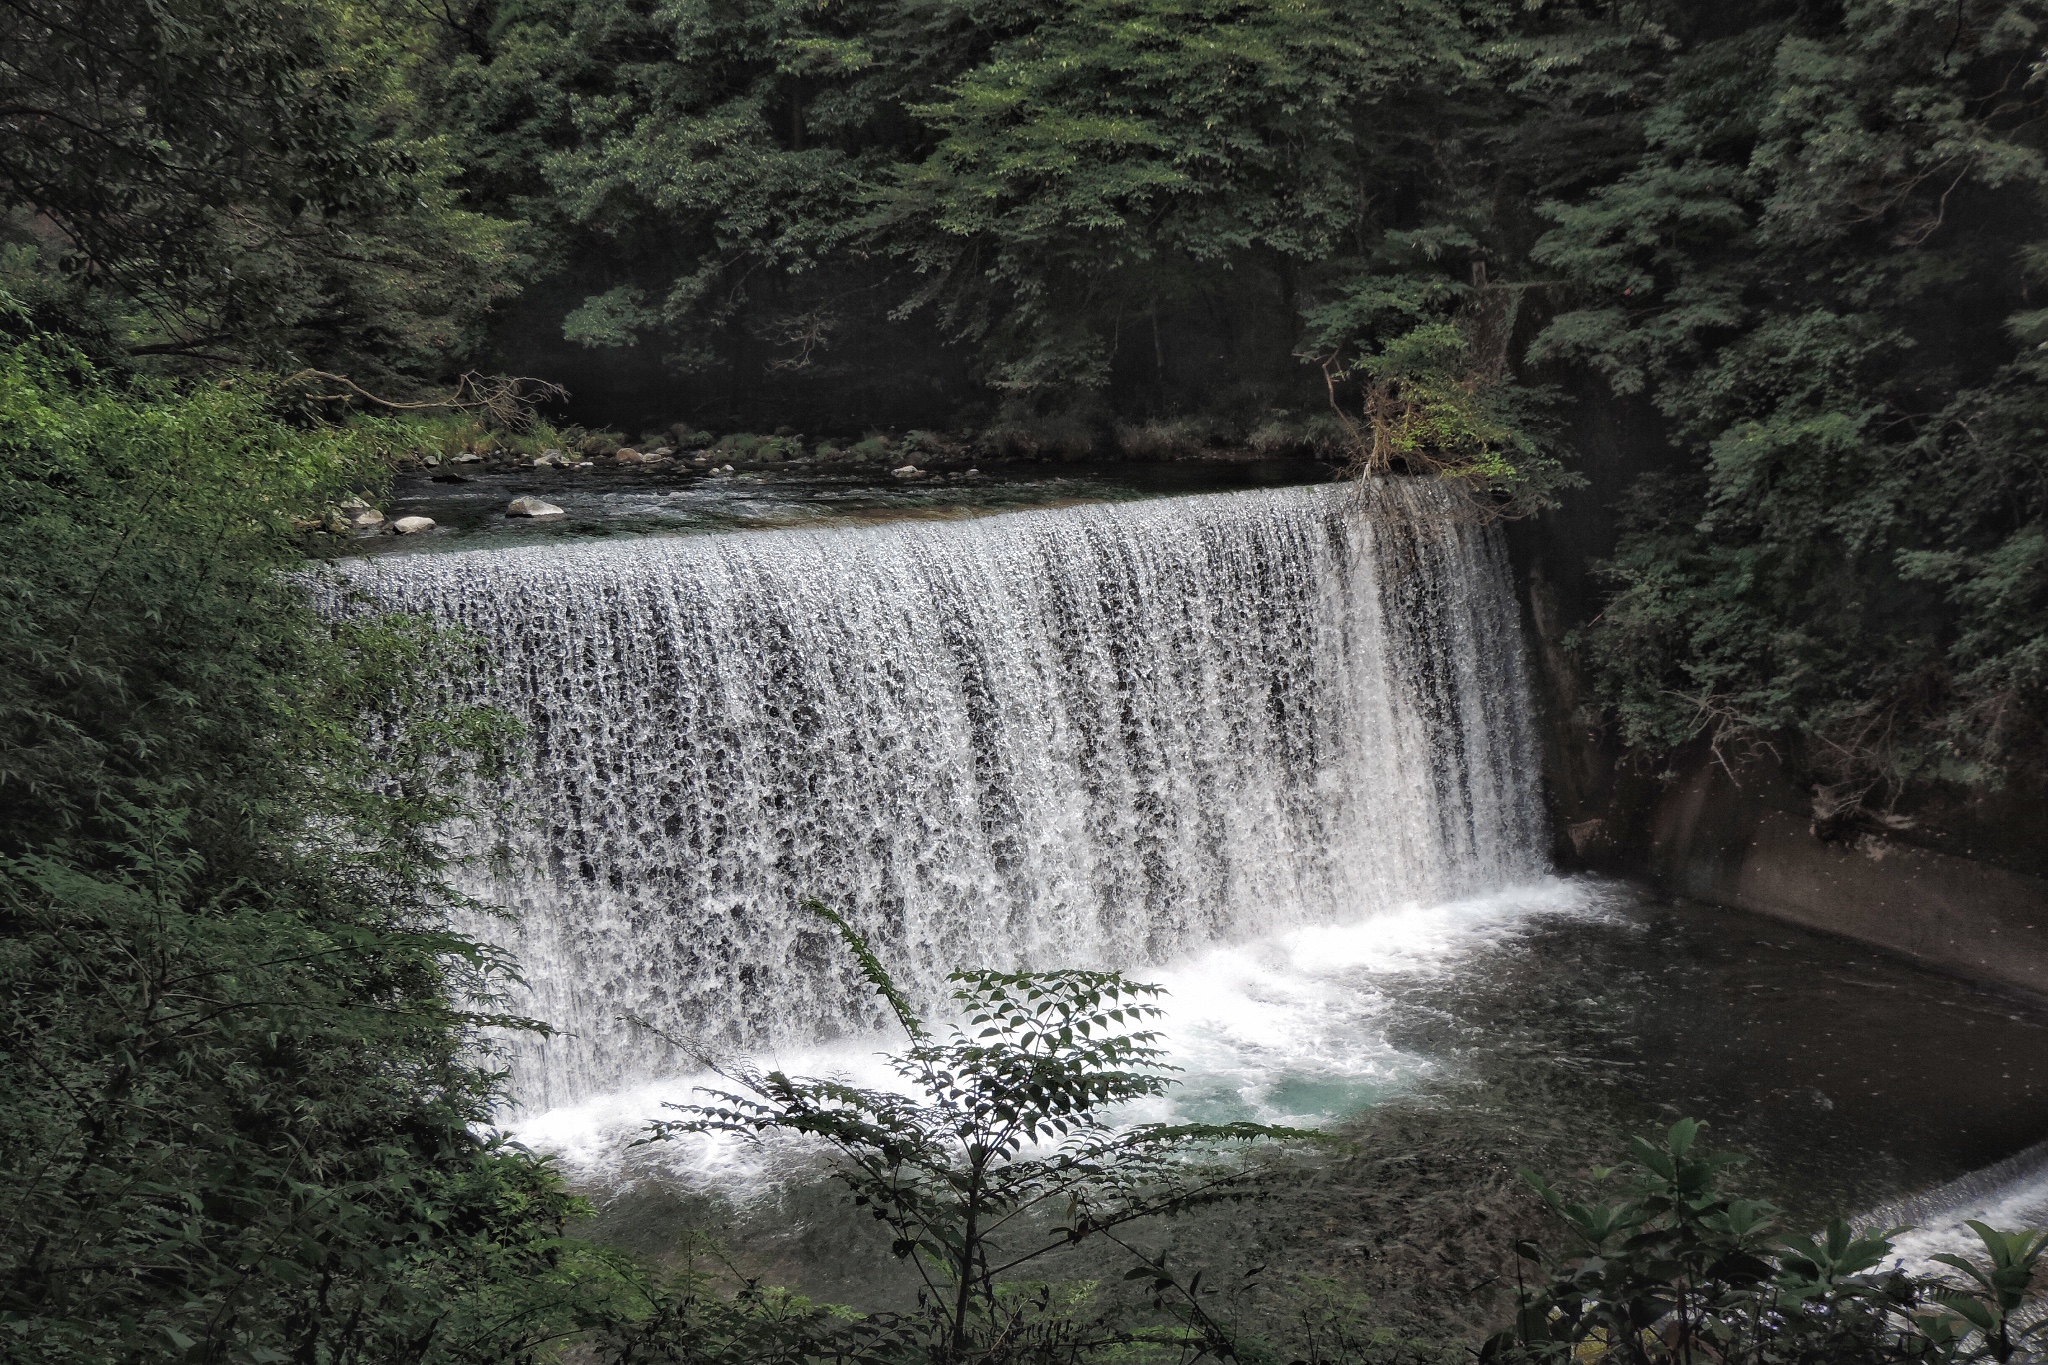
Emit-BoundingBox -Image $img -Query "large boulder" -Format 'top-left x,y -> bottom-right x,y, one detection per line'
392,515 -> 436,534
506,496 -> 565,518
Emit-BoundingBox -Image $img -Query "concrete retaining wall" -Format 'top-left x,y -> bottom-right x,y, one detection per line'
1643,763 -> 2048,997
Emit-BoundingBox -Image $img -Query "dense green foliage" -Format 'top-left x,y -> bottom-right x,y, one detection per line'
1527,1 -> 2048,807
0,16 -> 617,1352
1490,1120 -> 2048,1365
421,0 -> 1577,499
0,325 -> 601,1362
4,0 -> 2048,1357
0,0 -> 512,381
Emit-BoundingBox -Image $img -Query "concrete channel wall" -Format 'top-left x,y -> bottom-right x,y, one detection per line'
1641,763 -> 2048,998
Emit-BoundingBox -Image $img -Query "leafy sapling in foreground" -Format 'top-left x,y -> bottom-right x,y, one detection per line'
1921,1223 -> 2048,1364
647,902 -> 1308,1361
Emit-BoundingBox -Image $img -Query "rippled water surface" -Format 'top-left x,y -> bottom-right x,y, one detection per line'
525,878 -> 2048,1312
356,457 -> 1333,549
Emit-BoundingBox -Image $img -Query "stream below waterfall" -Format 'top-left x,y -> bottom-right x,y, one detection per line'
536,876 -> 2048,1324
338,474 -> 2048,1330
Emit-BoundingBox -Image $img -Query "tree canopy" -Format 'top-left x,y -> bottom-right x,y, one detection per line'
412,0 -> 2048,799
0,0 -> 513,382
1528,1 -> 2048,805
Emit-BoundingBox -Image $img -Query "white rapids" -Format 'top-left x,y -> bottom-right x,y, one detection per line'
509,879 -> 1606,1191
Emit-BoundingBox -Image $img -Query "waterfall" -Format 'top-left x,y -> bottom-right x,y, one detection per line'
342,480 -> 1546,1110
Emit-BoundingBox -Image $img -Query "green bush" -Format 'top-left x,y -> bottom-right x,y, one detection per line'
649,904 -> 1309,1364
0,324 -> 604,1363
1487,1121 -> 2046,1365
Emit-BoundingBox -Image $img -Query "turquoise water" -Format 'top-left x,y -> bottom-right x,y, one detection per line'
527,878 -> 2048,1310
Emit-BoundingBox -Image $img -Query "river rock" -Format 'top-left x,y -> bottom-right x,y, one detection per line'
349,507 -> 385,530
892,464 -> 926,479
614,447 -> 649,464
392,515 -> 436,534
506,496 -> 566,518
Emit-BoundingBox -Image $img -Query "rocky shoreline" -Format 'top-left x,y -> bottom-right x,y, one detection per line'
308,423 -> 1341,541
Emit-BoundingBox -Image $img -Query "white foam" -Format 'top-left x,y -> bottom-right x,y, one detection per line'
506,879 -> 1608,1191
346,482 -> 1548,1110
1877,1169 -> 2048,1275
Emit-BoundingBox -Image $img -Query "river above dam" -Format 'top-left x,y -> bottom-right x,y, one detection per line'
354,456 -> 1334,550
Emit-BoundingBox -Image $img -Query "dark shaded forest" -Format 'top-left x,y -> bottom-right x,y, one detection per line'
4,0 -> 2048,1360
13,0 -> 2048,807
